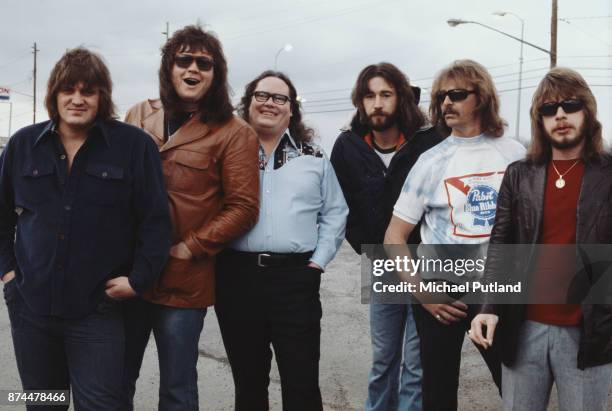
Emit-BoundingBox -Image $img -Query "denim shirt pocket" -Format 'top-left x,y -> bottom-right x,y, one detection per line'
82,162 -> 126,206
14,161 -> 56,206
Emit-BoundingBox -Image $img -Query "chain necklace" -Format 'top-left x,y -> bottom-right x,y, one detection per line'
551,159 -> 580,189
165,112 -> 195,141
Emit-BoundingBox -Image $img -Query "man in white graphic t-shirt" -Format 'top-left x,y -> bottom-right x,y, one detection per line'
385,59 -> 525,410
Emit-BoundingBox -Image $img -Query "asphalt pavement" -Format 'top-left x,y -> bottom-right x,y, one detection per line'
1,242 -> 610,410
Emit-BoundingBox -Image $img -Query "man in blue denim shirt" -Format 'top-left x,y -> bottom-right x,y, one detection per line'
0,48 -> 171,410
215,71 -> 348,411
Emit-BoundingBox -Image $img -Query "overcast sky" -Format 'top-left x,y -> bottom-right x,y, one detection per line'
1,0 -> 610,152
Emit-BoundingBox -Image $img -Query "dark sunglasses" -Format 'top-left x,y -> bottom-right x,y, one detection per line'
538,99 -> 584,117
436,89 -> 476,104
253,91 -> 290,105
174,55 -> 214,71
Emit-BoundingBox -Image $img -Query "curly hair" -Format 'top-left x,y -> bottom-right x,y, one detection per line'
351,62 -> 425,137
430,59 -> 506,137
45,47 -> 116,123
527,67 -> 603,164
237,70 -> 314,143
159,25 -> 233,124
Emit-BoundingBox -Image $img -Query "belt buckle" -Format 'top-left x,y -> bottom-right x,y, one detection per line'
257,253 -> 271,267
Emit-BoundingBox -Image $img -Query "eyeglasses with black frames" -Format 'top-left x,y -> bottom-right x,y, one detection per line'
253,91 -> 291,105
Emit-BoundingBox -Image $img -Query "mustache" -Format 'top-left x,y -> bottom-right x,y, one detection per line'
443,108 -> 459,116
369,110 -> 390,117
553,123 -> 574,132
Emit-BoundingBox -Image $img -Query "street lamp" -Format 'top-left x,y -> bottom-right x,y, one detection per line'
274,44 -> 293,70
493,11 -> 524,141
448,18 -> 555,141
447,19 -> 552,58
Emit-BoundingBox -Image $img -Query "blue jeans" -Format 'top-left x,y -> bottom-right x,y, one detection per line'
121,298 -> 206,411
5,280 -> 125,411
365,303 -> 422,411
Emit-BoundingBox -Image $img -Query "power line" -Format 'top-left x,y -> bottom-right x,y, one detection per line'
559,19 -> 612,47
304,100 -> 352,108
302,87 -> 355,96
303,63 -> 612,102
301,68 -> 550,104
3,78 -> 31,88
572,67 -> 612,71
560,15 -> 612,20
304,96 -> 351,104
491,67 -> 550,79
10,89 -> 34,98
303,83 -> 612,115
301,66 -> 553,98
10,110 -> 36,120
495,73 -> 612,85
0,52 -> 30,72
305,108 -> 354,114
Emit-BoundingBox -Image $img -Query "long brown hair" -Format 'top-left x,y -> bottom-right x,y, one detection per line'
237,70 -> 314,143
45,47 -> 116,123
351,62 -> 425,138
430,59 -> 506,137
159,25 -> 233,124
527,67 -> 603,164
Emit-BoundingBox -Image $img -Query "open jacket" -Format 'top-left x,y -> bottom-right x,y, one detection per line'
330,116 -> 443,253
481,155 -> 612,369
125,99 -> 260,308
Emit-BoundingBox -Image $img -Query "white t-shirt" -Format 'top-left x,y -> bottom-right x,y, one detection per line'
393,134 -> 526,245
374,148 -> 396,168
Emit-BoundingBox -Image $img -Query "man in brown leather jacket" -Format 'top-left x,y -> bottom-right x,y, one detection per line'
121,25 -> 260,411
470,68 -> 612,411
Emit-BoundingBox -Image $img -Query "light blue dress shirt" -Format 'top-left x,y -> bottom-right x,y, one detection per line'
231,131 -> 348,269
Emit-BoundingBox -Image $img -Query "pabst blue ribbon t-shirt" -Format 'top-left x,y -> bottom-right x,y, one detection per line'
393,134 -> 526,244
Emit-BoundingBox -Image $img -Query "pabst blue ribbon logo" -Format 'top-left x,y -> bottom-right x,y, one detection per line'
464,185 -> 498,226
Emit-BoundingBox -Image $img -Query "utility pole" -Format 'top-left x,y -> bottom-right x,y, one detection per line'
550,0 -> 558,68
162,22 -> 169,41
32,42 -> 38,124
8,102 -> 12,137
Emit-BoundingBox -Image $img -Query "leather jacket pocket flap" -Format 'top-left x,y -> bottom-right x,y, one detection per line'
173,151 -> 210,171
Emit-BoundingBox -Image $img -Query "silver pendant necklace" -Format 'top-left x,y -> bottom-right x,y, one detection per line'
551,159 -> 580,189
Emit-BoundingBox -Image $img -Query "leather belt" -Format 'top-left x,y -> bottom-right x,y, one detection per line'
225,250 -> 313,268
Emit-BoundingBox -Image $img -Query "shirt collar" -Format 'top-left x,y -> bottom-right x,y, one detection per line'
364,132 -> 406,152
34,120 -> 111,148
285,130 -> 299,150
33,121 -> 56,147
276,129 -> 299,151
447,133 -> 486,144
263,129 -> 299,153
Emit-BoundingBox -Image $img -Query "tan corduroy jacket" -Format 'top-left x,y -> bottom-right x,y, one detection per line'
125,99 -> 260,308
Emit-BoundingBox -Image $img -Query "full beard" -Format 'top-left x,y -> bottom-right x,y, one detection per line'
547,124 -> 586,150
366,112 -> 396,132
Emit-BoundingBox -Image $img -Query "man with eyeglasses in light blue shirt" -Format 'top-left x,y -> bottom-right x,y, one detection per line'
215,70 -> 348,411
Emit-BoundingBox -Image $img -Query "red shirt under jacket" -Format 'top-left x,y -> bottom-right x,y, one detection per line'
526,159 -> 585,325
